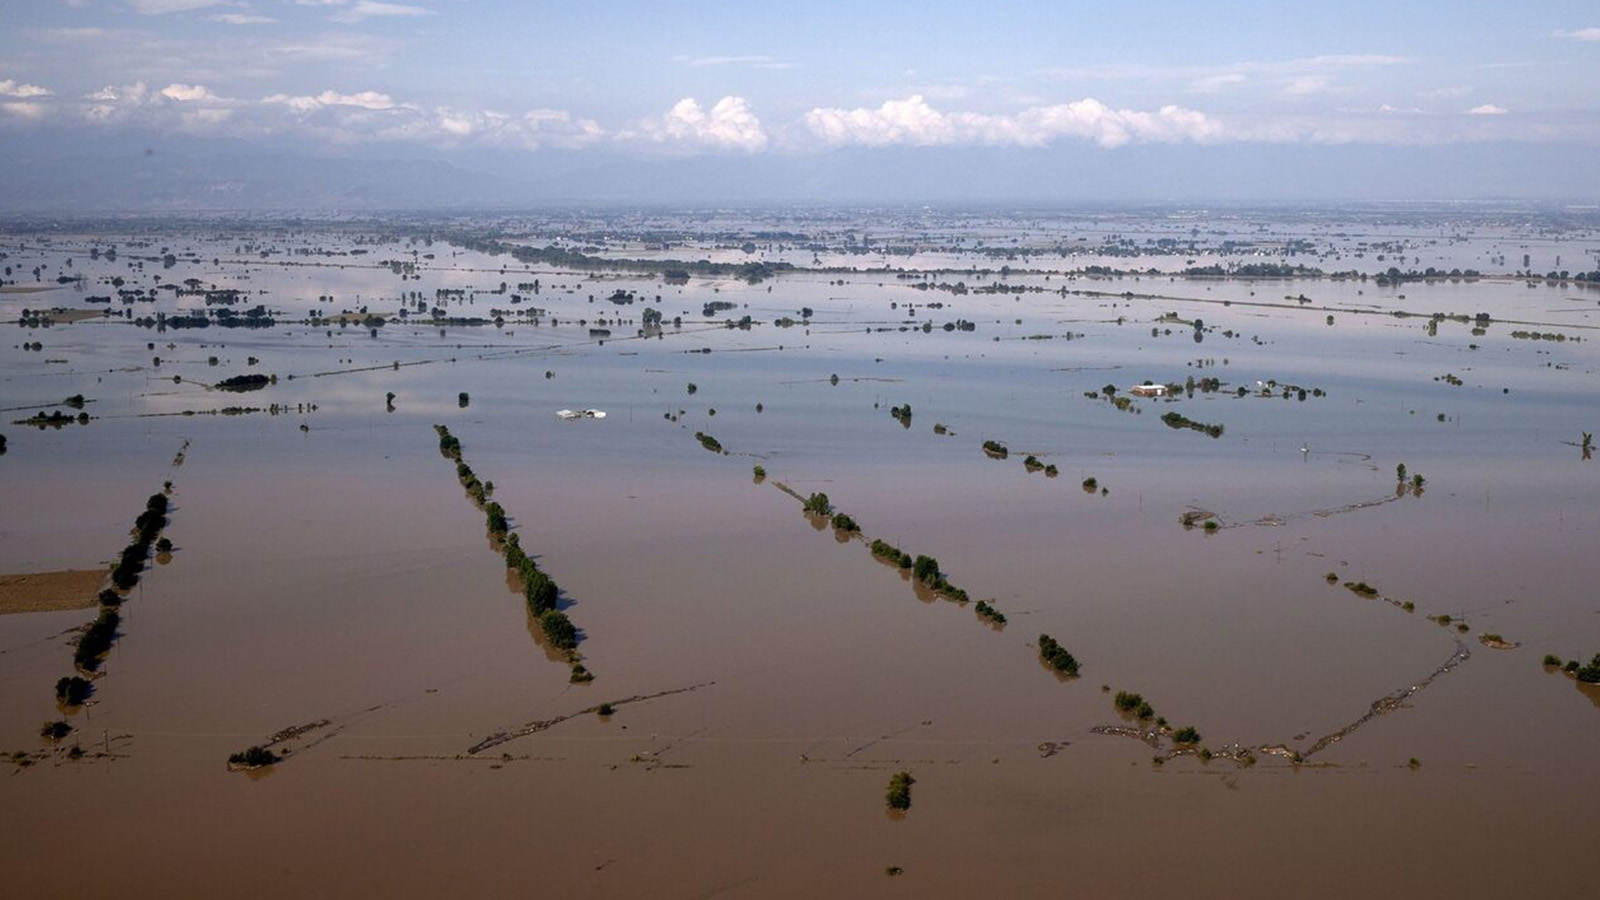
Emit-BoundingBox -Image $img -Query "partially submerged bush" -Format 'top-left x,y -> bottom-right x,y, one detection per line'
227,745 -> 280,769
886,771 -> 915,811
974,600 -> 1007,625
870,539 -> 912,569
1576,653 -> 1600,684
74,609 -> 120,672
55,676 -> 92,706
1038,634 -> 1079,676
802,492 -> 832,516
538,609 -> 579,650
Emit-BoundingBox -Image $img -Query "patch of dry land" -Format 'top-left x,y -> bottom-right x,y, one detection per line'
0,569 -> 104,615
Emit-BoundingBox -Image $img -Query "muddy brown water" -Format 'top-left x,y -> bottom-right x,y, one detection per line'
1,222 -> 1598,898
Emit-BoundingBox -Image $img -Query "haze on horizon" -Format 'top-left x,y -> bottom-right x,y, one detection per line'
3,0 -> 1600,208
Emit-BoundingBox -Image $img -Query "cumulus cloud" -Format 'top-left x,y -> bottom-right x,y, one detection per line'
1467,104 -> 1508,115
631,97 -> 768,152
264,89 -> 399,112
0,79 -> 53,99
1554,27 -> 1600,41
804,95 -> 1221,149
160,83 -> 223,102
86,82 -> 149,104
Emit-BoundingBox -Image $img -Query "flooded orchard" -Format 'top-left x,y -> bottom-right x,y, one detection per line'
2,208 -> 1598,898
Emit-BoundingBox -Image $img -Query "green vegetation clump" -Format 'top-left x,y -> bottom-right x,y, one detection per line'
1113,691 -> 1144,713
752,465 -> 766,479
982,439 -> 1009,458
40,720 -> 72,741
1082,476 -> 1098,490
1038,634 -> 1079,675
974,600 -> 1006,625
1160,411 -> 1224,438
74,609 -> 120,672
1344,581 -> 1379,597
802,492 -> 832,516
55,676 -> 92,706
434,424 -> 462,459
1576,653 -> 1600,684
889,403 -> 912,425
1172,726 -> 1201,744
1023,455 -> 1045,472
484,502 -> 509,536
830,512 -> 859,533
538,609 -> 579,650
885,771 -> 915,811
227,746 -> 280,769
1543,654 -> 1562,667
694,432 -> 723,453
870,539 -> 913,569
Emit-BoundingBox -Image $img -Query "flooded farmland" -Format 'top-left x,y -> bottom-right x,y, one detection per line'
2,208 -> 1599,898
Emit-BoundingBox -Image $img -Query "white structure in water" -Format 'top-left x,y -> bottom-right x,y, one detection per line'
556,409 -> 607,420
1129,384 -> 1168,397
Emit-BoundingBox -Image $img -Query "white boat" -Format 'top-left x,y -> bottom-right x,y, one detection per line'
556,408 -> 607,420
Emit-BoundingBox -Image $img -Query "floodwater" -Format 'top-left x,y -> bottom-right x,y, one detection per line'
1,211 -> 1598,898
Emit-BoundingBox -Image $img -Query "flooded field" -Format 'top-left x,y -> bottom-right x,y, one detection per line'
2,208 -> 1598,898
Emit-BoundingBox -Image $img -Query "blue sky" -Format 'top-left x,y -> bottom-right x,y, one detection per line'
3,0 -> 1600,201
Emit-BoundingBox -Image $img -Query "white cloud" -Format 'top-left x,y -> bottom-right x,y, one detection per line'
125,0 -> 231,12
804,95 -> 1221,149
1187,73 -> 1246,94
160,83 -> 222,102
1284,75 -> 1330,96
330,1 -> 432,23
182,107 -> 234,126
1467,104 -> 1508,115
632,96 -> 768,152
0,79 -> 53,99
264,89 -> 399,112
86,82 -> 149,103
209,14 -> 277,25
2,101 -> 47,120
1554,27 -> 1600,42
